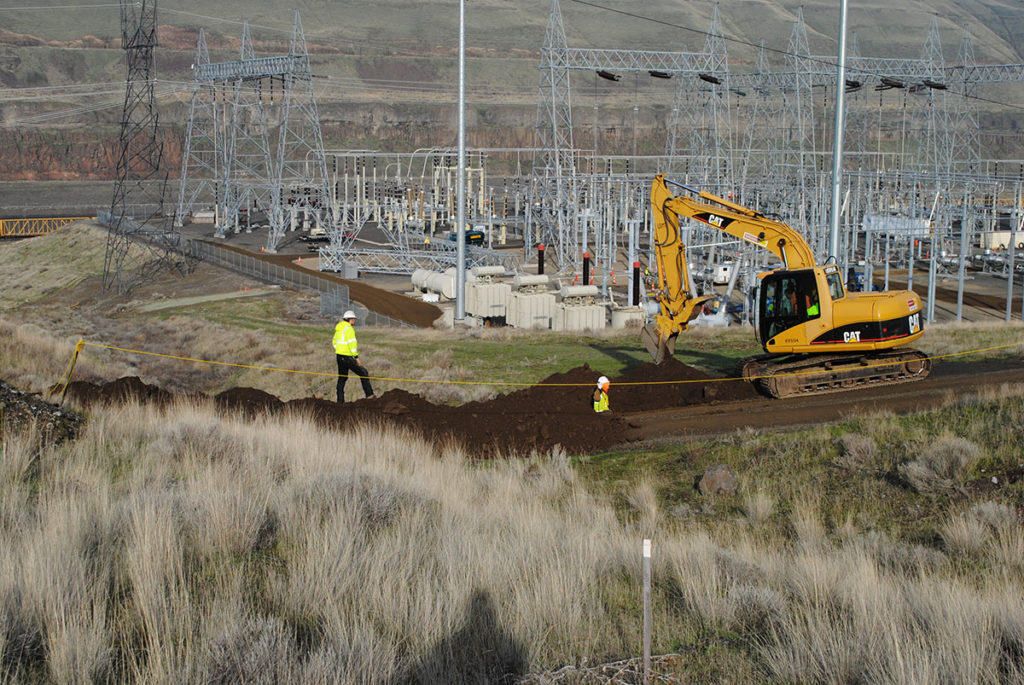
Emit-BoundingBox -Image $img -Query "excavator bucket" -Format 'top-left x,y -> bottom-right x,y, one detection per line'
641,322 -> 676,365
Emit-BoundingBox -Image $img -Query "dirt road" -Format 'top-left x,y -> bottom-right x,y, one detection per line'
211,241 -> 444,327
629,359 -> 1024,443
65,357 -> 1024,456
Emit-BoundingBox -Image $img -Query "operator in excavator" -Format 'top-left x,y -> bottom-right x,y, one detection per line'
806,289 -> 820,317
785,284 -> 798,316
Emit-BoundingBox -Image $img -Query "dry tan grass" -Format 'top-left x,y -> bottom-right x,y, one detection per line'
0,322 -> 81,393
940,500 -> 1018,558
941,512 -> 990,556
626,478 -> 660,537
837,432 -> 879,470
791,495 -> 827,548
4,386 -> 1024,681
899,432 -> 983,493
742,485 -> 774,525
665,515 -> 1024,684
0,222 -> 137,310
922,321 -> 1024,359
1,401 -> 648,680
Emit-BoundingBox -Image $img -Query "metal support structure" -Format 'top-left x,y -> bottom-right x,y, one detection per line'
783,9 -> 817,236
104,0 -> 189,294
176,13 -> 331,253
455,0 -> 467,321
0,217 -> 93,237
271,12 -> 332,251
156,0 -> 1024,330
532,0 -> 576,274
533,0 -> 731,275
527,0 -> 1023,319
665,5 -> 731,189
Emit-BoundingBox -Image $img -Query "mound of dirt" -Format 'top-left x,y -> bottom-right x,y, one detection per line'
63,360 -> 757,457
214,386 -> 284,414
612,357 -> 759,410
66,375 -> 177,406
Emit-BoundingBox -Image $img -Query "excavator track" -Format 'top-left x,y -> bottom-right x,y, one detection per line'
740,349 -> 931,399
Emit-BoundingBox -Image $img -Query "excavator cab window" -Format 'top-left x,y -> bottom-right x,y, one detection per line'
760,271 -> 821,340
826,271 -> 845,300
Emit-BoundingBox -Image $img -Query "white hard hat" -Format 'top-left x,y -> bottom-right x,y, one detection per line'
597,376 -> 609,388
342,310 -> 356,320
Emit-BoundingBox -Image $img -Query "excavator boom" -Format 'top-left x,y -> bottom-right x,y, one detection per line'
650,174 -> 817,270
642,182 -> 717,363
644,173 -> 792,363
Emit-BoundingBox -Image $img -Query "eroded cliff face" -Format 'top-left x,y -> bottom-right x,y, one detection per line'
0,103 -> 545,180
0,129 -> 184,181
0,99 -> 664,180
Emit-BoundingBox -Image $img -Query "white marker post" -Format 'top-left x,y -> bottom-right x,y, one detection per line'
643,538 -> 652,682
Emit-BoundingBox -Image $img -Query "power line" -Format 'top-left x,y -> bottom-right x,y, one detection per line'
0,3 -> 120,10
568,0 -> 1024,112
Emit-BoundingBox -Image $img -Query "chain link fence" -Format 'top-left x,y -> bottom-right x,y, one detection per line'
95,214 -> 413,327
183,238 -> 411,327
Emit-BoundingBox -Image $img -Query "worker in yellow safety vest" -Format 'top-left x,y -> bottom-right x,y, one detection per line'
333,310 -> 374,403
592,375 -> 610,413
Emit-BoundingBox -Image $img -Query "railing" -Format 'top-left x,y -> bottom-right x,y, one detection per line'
0,216 -> 94,237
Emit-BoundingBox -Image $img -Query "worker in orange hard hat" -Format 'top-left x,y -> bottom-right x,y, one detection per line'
592,376 -> 611,413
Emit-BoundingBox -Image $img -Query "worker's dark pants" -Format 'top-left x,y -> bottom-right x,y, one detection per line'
336,355 -> 373,402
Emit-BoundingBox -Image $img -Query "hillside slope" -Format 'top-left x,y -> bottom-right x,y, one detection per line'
0,0 -> 1021,178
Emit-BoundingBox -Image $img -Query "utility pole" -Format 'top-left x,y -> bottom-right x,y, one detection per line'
454,0 -> 467,322
828,0 -> 849,260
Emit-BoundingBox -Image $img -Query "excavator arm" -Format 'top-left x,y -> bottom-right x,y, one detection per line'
642,174 -> 818,364
651,174 -> 817,270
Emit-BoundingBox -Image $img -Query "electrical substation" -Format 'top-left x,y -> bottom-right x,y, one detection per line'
110,0 -> 1024,330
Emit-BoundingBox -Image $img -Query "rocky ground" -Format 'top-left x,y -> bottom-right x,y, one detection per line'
0,379 -> 84,446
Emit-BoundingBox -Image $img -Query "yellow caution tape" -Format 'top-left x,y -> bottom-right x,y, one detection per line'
50,338 -> 1024,393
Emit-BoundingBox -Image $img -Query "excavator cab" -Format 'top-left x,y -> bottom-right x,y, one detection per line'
758,269 -> 824,343
755,265 -> 853,349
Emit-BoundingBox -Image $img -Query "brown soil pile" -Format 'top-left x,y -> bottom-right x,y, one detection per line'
611,357 -> 758,410
66,375 -> 179,406
65,360 -> 757,457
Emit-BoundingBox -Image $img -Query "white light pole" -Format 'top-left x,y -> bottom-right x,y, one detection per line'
828,0 -> 849,261
454,0 -> 467,322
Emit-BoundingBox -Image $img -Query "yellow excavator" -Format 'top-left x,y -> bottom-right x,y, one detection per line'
642,174 -> 930,398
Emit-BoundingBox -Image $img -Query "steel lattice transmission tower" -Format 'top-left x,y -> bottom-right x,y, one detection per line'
531,0 -> 577,273
532,0 -> 732,272
104,0 -> 189,294
915,18 -> 949,179
782,8 -> 817,233
950,28 -> 982,175
664,4 -> 731,188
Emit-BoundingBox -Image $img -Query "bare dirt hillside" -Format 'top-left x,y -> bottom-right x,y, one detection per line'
1,0 -> 1021,178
